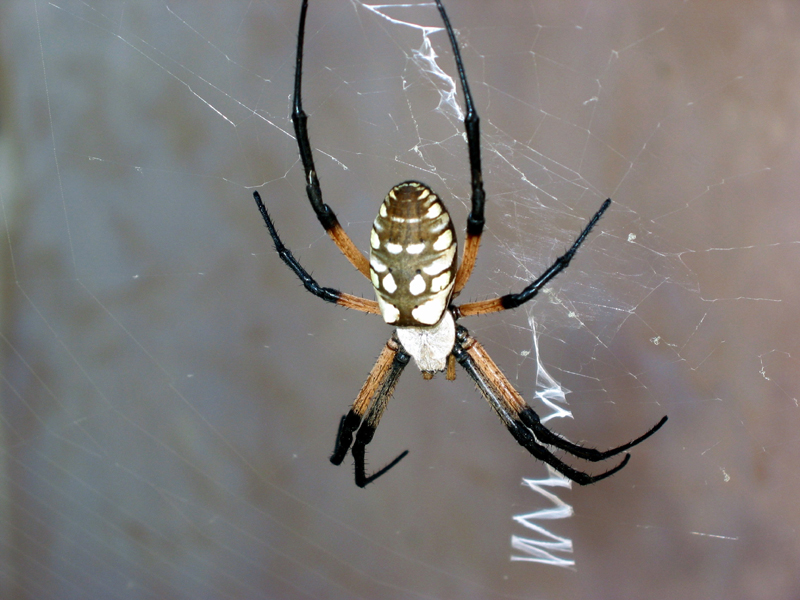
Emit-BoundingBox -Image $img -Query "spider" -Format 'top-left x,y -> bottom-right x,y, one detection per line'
254,0 -> 667,488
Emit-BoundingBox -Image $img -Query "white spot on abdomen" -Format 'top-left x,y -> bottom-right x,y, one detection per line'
409,273 -> 426,296
383,272 -> 397,293
425,203 -> 442,219
370,255 -> 387,273
430,271 -> 451,293
377,296 -> 400,324
412,295 -> 449,325
422,245 -> 456,275
432,229 -> 453,251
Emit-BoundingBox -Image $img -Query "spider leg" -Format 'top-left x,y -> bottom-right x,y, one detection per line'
433,0 -> 486,294
290,0 -> 370,279
457,198 -> 611,318
255,192 -> 380,315
452,325 -> 666,485
519,408 -> 668,462
330,335 -> 410,487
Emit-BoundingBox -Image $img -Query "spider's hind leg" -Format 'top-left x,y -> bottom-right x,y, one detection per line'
351,427 -> 409,488
518,408 -> 668,463
330,336 -> 410,487
452,325 -> 667,485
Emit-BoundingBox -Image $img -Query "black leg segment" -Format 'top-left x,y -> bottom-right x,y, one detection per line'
500,198 -> 611,310
434,0 -> 485,236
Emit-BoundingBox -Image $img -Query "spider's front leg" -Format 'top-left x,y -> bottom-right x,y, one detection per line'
289,0 -> 371,278
452,325 -> 667,485
331,335 -> 410,487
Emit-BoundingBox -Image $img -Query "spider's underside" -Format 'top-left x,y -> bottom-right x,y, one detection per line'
253,0 -> 667,488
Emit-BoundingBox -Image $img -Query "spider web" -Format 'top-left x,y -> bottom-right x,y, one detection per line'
3,1 -> 800,599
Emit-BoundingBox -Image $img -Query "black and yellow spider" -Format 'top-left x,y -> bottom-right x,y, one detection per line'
254,0 -> 667,488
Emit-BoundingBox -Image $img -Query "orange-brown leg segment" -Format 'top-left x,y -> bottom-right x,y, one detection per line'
452,325 -> 667,485
331,336 -> 410,487
255,192 -> 379,315
446,354 -> 457,381
457,199 -> 612,318
453,232 -> 481,294
326,222 -> 370,279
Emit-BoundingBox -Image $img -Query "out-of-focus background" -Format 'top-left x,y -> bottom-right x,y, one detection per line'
2,1 -> 799,598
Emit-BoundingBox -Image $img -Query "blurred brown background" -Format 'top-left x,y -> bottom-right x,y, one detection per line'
1,1 -> 799,599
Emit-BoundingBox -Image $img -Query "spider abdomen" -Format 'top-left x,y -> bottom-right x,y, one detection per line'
370,181 -> 458,327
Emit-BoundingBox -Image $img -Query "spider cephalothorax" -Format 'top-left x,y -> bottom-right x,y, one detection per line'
254,0 -> 667,488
